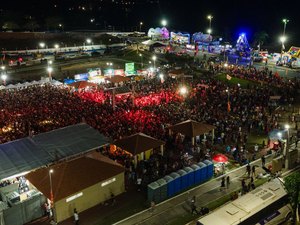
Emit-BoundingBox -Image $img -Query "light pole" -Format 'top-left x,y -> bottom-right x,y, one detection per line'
284,124 -> 290,169
207,15 -> 213,35
39,42 -> 46,49
161,19 -> 167,27
152,55 -> 157,71
139,22 -> 143,32
1,74 -> 7,86
47,67 -> 53,82
49,169 -> 54,206
280,19 -> 289,60
226,88 -> 230,112
139,54 -> 143,69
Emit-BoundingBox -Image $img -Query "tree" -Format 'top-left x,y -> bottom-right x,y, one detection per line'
45,16 -> 63,30
23,16 -> 40,32
253,31 -> 269,51
284,172 -> 300,224
2,21 -> 20,30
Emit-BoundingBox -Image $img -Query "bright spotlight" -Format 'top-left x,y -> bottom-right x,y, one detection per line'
179,86 -> 187,95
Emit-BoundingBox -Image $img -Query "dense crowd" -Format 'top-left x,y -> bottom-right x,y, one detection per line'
0,65 -> 298,183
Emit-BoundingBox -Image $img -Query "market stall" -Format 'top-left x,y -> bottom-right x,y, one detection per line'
114,133 -> 165,167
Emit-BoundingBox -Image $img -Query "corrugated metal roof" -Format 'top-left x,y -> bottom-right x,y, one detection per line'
0,123 -> 109,180
26,154 -> 124,202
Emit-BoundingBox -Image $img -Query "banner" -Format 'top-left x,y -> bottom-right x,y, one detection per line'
226,74 -> 232,80
125,63 -> 135,73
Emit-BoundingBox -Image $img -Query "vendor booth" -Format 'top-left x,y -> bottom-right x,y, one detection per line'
25,152 -> 125,223
114,133 -> 165,167
168,119 -> 216,145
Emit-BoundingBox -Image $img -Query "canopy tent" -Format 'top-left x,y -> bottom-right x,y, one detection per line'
168,119 -> 216,137
114,133 -> 165,156
0,123 -> 109,181
105,75 -> 130,83
212,153 -> 228,163
68,81 -> 97,89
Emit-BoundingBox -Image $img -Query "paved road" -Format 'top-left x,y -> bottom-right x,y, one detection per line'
113,152 -> 291,225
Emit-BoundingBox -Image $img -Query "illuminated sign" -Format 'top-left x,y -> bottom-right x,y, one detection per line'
88,68 -> 101,77
66,192 -> 83,202
74,73 -> 89,80
103,69 -> 114,76
114,69 -> 124,76
101,177 -> 116,187
125,63 -> 135,72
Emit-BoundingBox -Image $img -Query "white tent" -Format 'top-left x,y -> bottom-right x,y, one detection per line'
6,84 -> 16,89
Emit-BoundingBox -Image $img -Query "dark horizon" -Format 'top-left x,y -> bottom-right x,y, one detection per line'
1,0 -> 299,48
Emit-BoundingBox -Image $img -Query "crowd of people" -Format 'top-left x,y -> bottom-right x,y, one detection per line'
0,65 -> 298,185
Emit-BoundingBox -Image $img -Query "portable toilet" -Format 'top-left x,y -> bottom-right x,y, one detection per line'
191,164 -> 201,184
164,175 -> 175,197
147,181 -> 160,203
157,178 -> 168,201
177,169 -> 188,190
170,172 -> 181,194
184,166 -> 195,187
203,160 -> 214,179
198,162 -> 207,182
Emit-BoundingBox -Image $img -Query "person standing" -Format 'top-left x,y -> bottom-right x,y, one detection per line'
137,177 -> 142,191
74,208 -> 79,225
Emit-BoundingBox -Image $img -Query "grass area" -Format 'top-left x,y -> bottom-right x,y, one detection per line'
215,73 -> 260,89
246,132 -> 268,151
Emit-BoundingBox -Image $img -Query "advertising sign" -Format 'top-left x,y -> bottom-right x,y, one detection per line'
125,63 -> 135,73
88,68 -> 101,77
114,69 -> 125,76
103,69 -> 114,76
74,73 -> 89,80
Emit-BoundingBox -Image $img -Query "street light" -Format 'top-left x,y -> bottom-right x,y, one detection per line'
161,19 -> 167,27
152,55 -> 157,71
47,67 -> 53,81
139,53 -> 143,68
1,74 -> 7,86
179,86 -> 188,95
1,66 -> 5,71
49,169 -> 54,206
280,18 -> 289,60
86,39 -> 92,44
39,42 -> 46,48
54,44 -> 59,49
139,22 -> 143,32
207,15 -> 213,34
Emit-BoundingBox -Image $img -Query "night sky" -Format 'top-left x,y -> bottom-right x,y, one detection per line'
2,0 -> 300,47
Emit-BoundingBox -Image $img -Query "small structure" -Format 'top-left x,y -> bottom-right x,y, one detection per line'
168,119 -> 216,144
26,152 -> 125,223
68,81 -> 97,89
114,133 -> 165,166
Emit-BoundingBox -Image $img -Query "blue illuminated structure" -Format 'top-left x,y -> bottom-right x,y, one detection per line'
236,33 -> 251,57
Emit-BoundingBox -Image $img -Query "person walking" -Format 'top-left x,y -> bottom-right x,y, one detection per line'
252,165 -> 256,177
261,155 -> 266,167
74,208 -> 79,225
220,177 -> 226,191
226,176 -> 230,189
191,196 -> 198,214
246,163 -> 251,177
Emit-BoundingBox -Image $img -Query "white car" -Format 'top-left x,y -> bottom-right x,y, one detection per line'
9,59 -> 26,67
